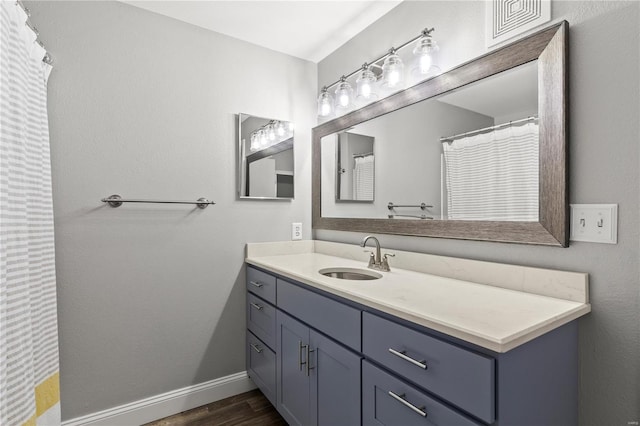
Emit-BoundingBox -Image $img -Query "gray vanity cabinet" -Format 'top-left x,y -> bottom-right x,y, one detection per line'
246,264 -> 579,426
276,304 -> 362,426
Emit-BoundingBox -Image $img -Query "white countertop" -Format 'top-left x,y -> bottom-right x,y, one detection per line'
246,241 -> 590,353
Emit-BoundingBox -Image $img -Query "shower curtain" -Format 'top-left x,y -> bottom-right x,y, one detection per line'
443,122 -> 539,221
0,2 -> 60,426
353,154 -> 374,201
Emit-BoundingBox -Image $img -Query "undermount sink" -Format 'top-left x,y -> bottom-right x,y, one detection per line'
319,267 -> 382,281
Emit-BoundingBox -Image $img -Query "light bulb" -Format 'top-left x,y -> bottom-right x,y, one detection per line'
356,66 -> 378,101
267,124 -> 276,141
288,122 -> 294,133
276,121 -> 286,137
419,54 -> 432,73
250,134 -> 257,151
413,30 -> 438,76
334,77 -> 354,111
317,88 -> 334,117
381,50 -> 405,89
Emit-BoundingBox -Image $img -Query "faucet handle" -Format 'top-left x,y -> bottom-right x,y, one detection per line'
363,250 -> 376,267
381,253 -> 395,271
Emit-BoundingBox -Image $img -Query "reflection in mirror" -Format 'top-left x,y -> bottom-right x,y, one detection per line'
238,113 -> 294,199
321,61 -> 538,221
336,132 -> 374,202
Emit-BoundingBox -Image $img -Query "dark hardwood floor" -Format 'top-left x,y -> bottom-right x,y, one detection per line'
144,390 -> 286,426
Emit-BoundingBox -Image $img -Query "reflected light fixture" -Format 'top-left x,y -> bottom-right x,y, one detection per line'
317,27 -> 439,118
249,120 -> 293,153
356,63 -> 378,101
317,86 -> 334,117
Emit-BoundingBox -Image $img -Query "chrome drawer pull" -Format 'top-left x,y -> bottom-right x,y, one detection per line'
298,340 -> 306,371
249,280 -> 264,288
388,348 -> 428,369
388,391 -> 427,418
250,343 -> 263,353
249,302 -> 264,310
305,345 -> 315,377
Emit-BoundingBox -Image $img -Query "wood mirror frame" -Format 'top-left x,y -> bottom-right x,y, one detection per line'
312,22 -> 568,246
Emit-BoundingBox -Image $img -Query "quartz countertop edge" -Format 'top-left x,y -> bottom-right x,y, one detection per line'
246,252 -> 591,353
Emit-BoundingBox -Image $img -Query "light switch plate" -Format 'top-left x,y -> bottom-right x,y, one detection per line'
570,204 -> 618,244
291,222 -> 302,240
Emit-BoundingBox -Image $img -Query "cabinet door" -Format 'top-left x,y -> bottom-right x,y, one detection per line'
310,330 -> 362,426
277,311 -> 311,426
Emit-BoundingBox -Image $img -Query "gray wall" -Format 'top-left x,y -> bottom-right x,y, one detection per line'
317,1 -> 639,424
29,1 -> 315,420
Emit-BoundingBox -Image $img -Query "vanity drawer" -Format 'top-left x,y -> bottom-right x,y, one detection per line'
362,361 -> 481,426
247,331 -> 276,406
363,312 -> 495,424
247,266 -> 276,305
277,278 -> 361,351
247,293 -> 276,350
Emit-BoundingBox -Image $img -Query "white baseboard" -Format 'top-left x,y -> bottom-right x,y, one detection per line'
62,371 -> 256,426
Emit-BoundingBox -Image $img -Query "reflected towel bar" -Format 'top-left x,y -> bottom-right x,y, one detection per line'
101,194 -> 215,209
388,214 -> 434,220
388,202 -> 433,210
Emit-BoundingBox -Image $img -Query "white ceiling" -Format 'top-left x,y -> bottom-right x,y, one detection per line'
122,1 -> 403,63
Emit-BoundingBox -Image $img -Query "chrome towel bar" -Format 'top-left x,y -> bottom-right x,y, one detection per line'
388,202 -> 433,210
101,194 -> 215,209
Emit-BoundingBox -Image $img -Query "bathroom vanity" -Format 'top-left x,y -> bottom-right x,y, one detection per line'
245,241 -> 590,426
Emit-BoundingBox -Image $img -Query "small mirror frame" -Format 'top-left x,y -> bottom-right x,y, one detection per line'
312,22 -> 568,246
238,113 -> 295,201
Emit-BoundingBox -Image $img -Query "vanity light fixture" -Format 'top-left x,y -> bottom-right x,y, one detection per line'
381,48 -> 405,89
317,86 -> 334,117
317,27 -> 438,118
334,76 -> 354,111
356,63 -> 379,101
413,28 -> 439,75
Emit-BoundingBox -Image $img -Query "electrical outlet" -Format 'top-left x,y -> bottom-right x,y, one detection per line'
570,204 -> 617,244
291,222 -> 302,241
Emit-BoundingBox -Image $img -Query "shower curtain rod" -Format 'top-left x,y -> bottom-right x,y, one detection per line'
440,116 -> 538,143
352,152 -> 374,158
15,0 -> 53,65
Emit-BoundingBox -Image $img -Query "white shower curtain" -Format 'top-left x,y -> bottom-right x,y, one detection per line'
353,154 -> 374,200
443,122 -> 539,221
0,2 -> 60,426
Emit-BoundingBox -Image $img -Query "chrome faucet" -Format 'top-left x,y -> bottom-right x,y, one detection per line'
360,235 -> 394,272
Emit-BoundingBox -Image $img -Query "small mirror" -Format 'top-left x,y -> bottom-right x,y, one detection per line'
335,132 -> 374,202
238,113 -> 294,199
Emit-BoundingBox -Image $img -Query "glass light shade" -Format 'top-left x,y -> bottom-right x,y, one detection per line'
334,79 -> 354,110
257,129 -> 268,148
413,35 -> 438,75
275,121 -> 286,137
267,123 -> 276,141
381,53 -> 405,89
317,90 -> 334,117
287,122 -> 294,133
250,134 -> 257,151
356,68 -> 378,101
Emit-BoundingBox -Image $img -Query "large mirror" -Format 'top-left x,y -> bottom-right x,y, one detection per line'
238,113 -> 294,199
313,22 -> 568,246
